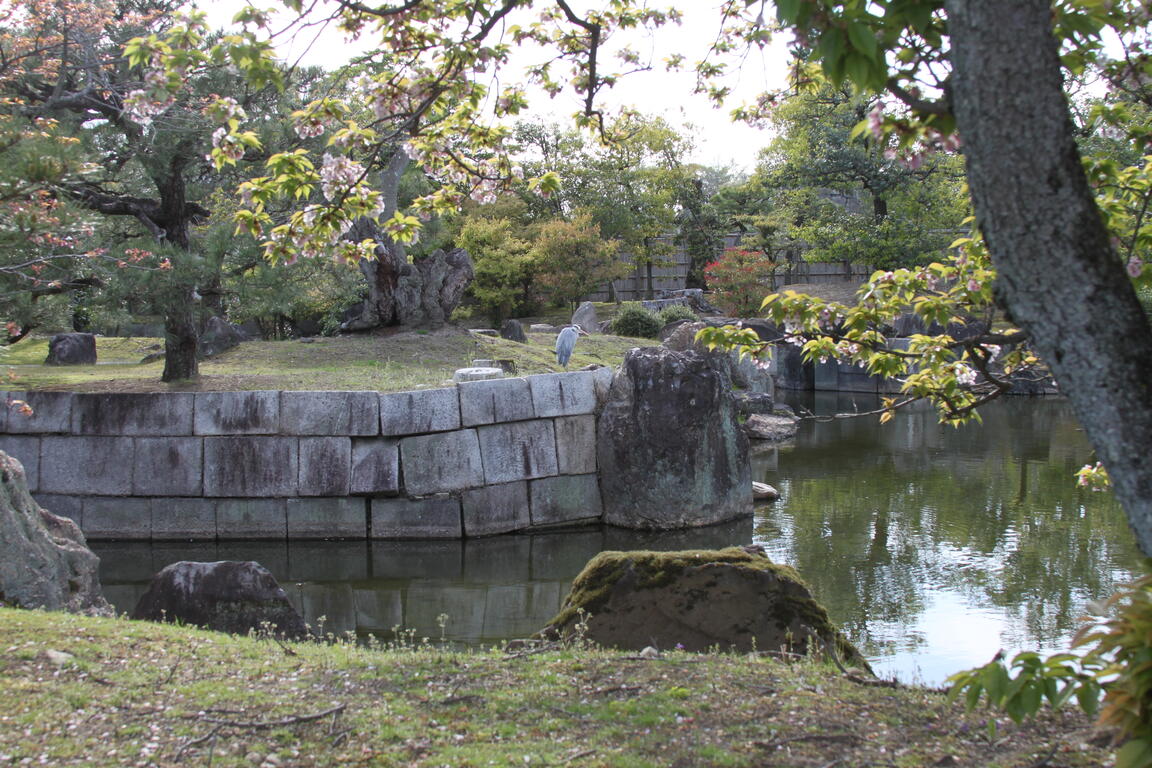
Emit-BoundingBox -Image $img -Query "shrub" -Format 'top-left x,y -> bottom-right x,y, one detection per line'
657,303 -> 698,326
611,302 -> 662,338
704,247 -> 778,317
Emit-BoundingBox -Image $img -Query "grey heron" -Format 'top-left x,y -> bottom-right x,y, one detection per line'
555,324 -> 588,369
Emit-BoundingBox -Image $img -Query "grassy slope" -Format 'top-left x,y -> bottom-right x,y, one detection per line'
0,609 -> 1111,767
0,328 -> 647,393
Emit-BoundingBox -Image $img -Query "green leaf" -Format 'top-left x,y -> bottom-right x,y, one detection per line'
846,22 -> 878,58
775,0 -> 802,23
1116,739 -> 1152,768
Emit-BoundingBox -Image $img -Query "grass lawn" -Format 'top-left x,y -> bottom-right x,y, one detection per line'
0,608 -> 1112,767
0,326 -> 650,393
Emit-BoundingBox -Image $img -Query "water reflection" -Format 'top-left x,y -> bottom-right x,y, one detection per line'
92,520 -> 752,646
92,394 -> 1144,685
752,392 -> 1143,683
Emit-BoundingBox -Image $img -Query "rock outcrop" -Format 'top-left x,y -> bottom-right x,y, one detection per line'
500,319 -> 528,343
542,547 -> 868,667
198,316 -> 247,359
744,414 -> 799,441
0,451 -> 110,614
571,302 -> 599,334
131,560 -> 309,639
45,333 -> 96,365
597,347 -> 752,529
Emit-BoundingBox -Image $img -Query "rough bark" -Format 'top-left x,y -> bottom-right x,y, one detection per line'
946,0 -> 1152,553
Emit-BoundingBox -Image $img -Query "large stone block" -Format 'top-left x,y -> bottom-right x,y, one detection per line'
554,415 -> 597,475
3,391 -> 72,434
527,372 -> 597,418
458,378 -> 535,426
31,493 -> 83,528
73,393 -> 194,435
298,437 -> 351,496
0,436 -> 40,492
350,438 -> 399,496
132,437 -> 203,496
380,388 -> 460,436
152,498 -> 217,540
216,498 -> 287,539
399,430 -> 483,495
287,497 -> 366,539
591,365 -> 615,404
461,481 -> 530,537
83,497 -> 152,540
281,391 -> 380,436
814,359 -> 840,391
203,437 -> 299,497
40,436 -> 134,495
476,420 -> 558,485
528,474 -> 602,528
370,495 -> 462,539
194,391 -> 280,435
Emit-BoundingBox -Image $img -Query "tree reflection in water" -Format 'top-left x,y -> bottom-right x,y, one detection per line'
753,392 -> 1142,682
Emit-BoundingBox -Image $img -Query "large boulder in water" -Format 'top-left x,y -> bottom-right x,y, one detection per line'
45,332 -> 96,365
132,561 -> 308,639
542,547 -> 868,667
0,452 -> 110,614
597,347 -> 751,529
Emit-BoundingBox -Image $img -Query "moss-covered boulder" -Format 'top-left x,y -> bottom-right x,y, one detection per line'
542,547 -> 869,669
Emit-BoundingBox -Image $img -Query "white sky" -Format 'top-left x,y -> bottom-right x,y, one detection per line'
198,1 -> 795,172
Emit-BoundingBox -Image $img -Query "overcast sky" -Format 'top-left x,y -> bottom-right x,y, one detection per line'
199,1 -> 795,172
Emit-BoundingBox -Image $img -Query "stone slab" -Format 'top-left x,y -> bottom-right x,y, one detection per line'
39,436 -> 134,495
203,437 -> 299,497
591,366 -> 615,403
476,420 -> 558,485
379,388 -> 461,436
216,498 -> 287,539
0,435 -> 39,492
528,474 -> 603,529
72,393 -> 194,435
2,391 -> 72,434
83,497 -> 152,540
194,391 -> 280,435
132,437 -> 203,496
287,497 -> 366,539
32,493 -> 83,528
527,372 -> 597,418
350,438 -> 399,496
461,481 -> 530,537
554,415 -> 597,475
399,430 -> 483,496
814,359 -> 840,391
458,378 -> 535,426
370,495 -> 462,539
298,437 -> 351,497
280,391 -> 380,436
151,497 -> 217,540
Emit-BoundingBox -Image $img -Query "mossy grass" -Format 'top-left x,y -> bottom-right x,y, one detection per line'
0,326 -> 645,393
0,607 -> 1110,767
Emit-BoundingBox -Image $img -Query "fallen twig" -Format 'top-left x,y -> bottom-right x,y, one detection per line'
174,723 -> 222,761
754,732 -> 860,750
194,703 -> 347,730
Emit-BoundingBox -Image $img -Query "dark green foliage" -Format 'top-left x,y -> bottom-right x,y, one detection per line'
611,302 -> 662,338
657,304 -> 697,326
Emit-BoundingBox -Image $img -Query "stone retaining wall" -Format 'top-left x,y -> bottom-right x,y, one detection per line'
0,368 -> 614,541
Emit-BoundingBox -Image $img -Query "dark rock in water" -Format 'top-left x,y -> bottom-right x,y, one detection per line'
198,316 -> 247,359
45,333 -> 96,365
571,301 -> 599,334
132,560 -> 309,639
542,547 -> 869,668
0,452 -> 110,615
500,319 -> 528,343
744,414 -> 799,441
597,347 -> 751,529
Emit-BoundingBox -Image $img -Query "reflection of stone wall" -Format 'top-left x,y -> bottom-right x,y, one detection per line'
92,520 -> 753,642
1,370 -> 613,541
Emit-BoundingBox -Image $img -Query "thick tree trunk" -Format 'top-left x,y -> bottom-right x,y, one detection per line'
162,300 -> 199,381
946,0 -> 1152,553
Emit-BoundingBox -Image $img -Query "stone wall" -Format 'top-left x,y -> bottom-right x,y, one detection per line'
0,369 -> 613,541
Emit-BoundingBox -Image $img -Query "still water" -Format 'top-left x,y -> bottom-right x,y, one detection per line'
92,394 -> 1144,686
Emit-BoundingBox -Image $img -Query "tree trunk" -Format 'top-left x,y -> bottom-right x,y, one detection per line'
872,195 -> 888,222
162,298 -> 199,381
946,0 -> 1152,553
